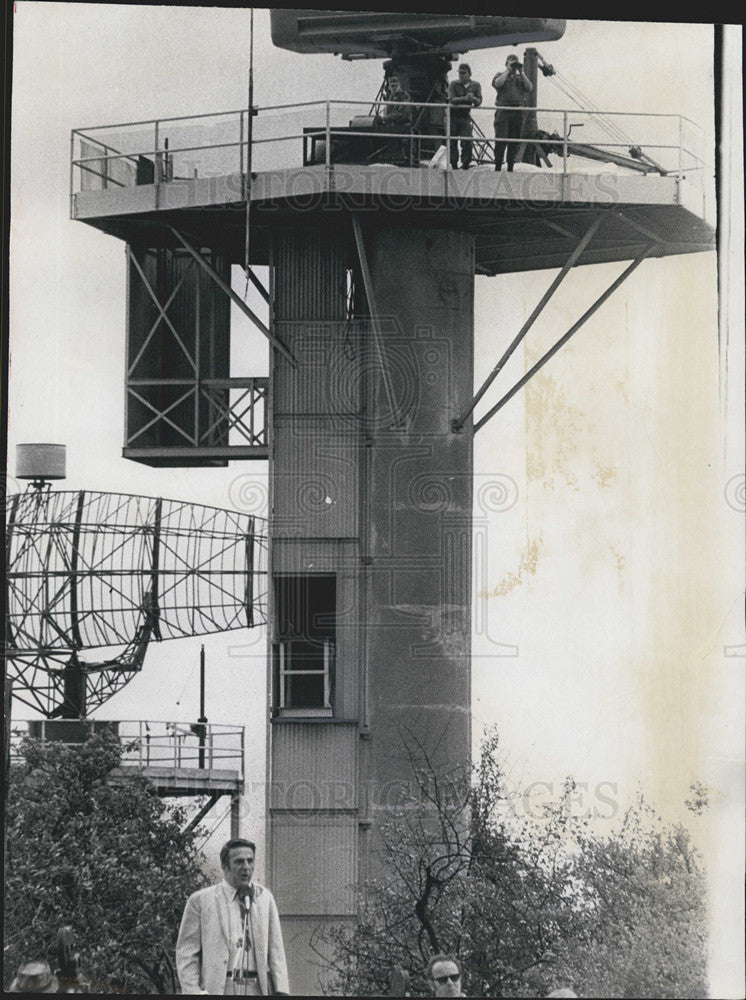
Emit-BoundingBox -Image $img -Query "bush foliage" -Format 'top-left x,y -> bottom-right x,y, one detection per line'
317,730 -> 708,998
4,730 -> 208,993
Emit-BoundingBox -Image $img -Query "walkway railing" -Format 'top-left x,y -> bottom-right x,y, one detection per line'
71,99 -> 709,211
11,719 -> 245,777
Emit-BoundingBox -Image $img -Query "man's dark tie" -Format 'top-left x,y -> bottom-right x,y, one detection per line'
238,888 -> 254,951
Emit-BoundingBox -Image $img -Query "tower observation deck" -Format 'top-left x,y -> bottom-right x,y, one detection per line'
71,87 -> 713,992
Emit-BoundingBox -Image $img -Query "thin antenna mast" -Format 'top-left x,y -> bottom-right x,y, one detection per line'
244,8 -> 255,295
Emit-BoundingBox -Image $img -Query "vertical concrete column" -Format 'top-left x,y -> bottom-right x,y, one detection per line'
361,226 -> 475,857
267,227 -> 358,995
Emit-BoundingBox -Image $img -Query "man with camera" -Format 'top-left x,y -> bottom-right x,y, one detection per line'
491,53 -> 533,171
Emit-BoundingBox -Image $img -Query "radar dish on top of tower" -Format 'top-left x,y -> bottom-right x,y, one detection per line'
270,11 -> 566,59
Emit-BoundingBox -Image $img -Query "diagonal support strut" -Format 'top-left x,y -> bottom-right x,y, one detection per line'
473,245 -> 654,434
453,215 -> 602,433
246,267 -> 270,304
183,792 -> 222,834
169,228 -> 295,366
351,213 -> 402,427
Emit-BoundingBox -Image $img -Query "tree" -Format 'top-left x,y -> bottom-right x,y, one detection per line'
4,730 -> 208,993
553,795 -> 708,999
315,730 -> 709,998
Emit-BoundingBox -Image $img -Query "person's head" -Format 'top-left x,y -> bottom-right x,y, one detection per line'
457,63 -> 471,82
9,960 -> 59,993
506,53 -> 521,71
427,954 -> 462,997
388,74 -> 402,94
220,838 -> 256,890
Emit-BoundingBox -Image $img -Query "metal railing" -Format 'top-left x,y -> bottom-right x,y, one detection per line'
11,719 -> 245,776
70,99 -> 709,211
125,376 -> 269,450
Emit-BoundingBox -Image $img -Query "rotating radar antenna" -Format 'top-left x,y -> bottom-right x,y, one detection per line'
5,446 -> 267,719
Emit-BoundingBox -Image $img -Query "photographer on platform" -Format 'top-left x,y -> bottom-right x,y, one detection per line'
492,53 -> 533,171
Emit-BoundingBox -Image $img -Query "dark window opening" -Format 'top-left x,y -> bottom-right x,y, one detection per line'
273,575 -> 336,711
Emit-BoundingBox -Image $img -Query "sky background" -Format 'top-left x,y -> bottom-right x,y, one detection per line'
8,8 -> 745,994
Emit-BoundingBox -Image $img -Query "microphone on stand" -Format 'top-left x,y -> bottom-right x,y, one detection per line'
236,885 -> 256,996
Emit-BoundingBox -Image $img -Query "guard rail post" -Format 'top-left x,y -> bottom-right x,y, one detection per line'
69,131 -> 75,217
562,110 -> 569,198
325,101 -> 331,170
154,119 -> 160,209
239,110 -> 245,195
445,103 -> 451,172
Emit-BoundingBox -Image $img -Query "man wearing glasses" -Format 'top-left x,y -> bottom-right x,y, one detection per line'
427,954 -> 466,997
447,63 -> 482,170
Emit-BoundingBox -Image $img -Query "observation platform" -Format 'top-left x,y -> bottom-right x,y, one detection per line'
72,163 -> 713,275
70,99 -> 714,275
69,101 -> 714,468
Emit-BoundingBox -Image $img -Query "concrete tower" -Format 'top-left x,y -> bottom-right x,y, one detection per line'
70,12 -> 713,992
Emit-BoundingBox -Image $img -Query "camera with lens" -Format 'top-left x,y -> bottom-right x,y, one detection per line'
511,61 -> 523,72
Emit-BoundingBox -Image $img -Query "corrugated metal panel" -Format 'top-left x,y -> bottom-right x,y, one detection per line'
271,723 -> 357,810
273,230 -> 348,322
271,815 -> 357,915
272,418 -> 359,538
273,323 -> 362,419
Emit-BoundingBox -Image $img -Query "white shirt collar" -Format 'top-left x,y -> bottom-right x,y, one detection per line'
221,878 -> 254,901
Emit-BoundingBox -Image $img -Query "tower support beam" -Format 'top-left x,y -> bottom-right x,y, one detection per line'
183,792 -> 222,835
474,245 -> 653,433
351,214 -> 402,426
170,227 -> 296,365
452,214 -> 602,432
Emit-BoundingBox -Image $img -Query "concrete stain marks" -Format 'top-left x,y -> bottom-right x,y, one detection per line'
525,369 -> 584,492
609,545 -> 626,587
592,460 -> 617,488
476,536 -> 542,599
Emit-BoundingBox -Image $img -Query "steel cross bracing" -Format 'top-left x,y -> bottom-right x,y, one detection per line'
125,237 -> 282,464
454,213 -> 660,435
169,228 -> 295,365
5,489 -> 268,717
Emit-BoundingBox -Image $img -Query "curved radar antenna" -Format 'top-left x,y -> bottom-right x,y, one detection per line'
270,12 -> 565,58
5,488 -> 268,718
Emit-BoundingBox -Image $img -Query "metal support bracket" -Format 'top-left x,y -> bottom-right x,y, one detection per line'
452,215 -> 603,432
184,792 -> 222,834
612,210 -> 666,247
170,227 -> 295,366
473,245 -> 654,434
246,267 -> 271,304
351,214 -> 402,427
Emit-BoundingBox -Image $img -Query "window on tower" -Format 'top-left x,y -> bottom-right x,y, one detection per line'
272,575 -> 336,715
